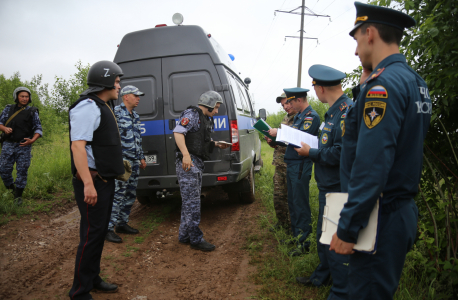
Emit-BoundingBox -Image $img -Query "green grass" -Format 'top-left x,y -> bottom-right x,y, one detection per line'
0,132 -> 73,224
249,140 -> 447,299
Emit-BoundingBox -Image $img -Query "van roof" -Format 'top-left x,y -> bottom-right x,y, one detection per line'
114,25 -> 239,74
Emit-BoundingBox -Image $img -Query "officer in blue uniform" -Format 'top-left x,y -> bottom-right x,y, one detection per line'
106,85 -> 147,243
275,87 -> 320,256
329,3 -> 431,299
69,61 -> 125,299
174,91 -> 230,252
0,87 -> 42,206
295,65 -> 352,300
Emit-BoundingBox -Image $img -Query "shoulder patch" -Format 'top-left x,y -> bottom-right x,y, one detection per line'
341,113 -> 347,118
365,68 -> 385,84
366,85 -> 388,99
181,117 -> 190,126
364,101 -> 386,129
303,120 -> 312,130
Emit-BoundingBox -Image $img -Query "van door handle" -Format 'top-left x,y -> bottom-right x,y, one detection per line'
247,129 -> 256,133
169,119 -> 176,130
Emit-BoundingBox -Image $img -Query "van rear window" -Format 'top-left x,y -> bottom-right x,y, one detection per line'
169,71 -> 214,113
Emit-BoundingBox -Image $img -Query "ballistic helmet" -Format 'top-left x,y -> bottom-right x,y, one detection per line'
81,61 -> 124,96
13,87 -> 32,104
198,91 -> 223,112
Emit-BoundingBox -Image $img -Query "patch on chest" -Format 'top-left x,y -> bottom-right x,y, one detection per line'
303,120 -> 312,130
181,117 -> 190,126
321,133 -> 329,144
364,101 -> 386,129
366,85 -> 388,99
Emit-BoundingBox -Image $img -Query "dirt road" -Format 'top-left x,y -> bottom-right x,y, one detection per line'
0,189 -> 261,300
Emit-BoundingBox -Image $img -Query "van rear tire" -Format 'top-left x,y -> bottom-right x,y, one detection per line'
238,163 -> 256,204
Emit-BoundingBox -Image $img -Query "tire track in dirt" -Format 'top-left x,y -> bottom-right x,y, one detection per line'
0,188 -> 260,299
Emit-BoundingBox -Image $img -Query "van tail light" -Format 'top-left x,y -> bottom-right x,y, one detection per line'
155,24 -> 167,27
230,120 -> 240,151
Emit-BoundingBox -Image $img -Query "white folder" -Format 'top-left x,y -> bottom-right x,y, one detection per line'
319,192 -> 380,254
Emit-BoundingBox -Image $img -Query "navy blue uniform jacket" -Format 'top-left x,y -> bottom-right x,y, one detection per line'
338,54 -> 431,243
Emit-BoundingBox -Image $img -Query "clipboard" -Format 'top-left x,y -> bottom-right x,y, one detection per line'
319,192 -> 380,254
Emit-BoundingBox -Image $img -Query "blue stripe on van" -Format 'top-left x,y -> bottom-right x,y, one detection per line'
141,116 -> 229,136
237,115 -> 256,130
140,120 -> 165,136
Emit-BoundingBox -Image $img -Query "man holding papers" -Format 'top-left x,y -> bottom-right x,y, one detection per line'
266,92 -> 296,232
270,87 -> 320,256
294,65 -> 352,300
329,2 -> 431,299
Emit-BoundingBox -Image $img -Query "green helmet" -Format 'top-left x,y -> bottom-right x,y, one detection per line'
198,91 -> 223,112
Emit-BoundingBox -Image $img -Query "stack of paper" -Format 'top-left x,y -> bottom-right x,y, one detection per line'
319,192 -> 380,254
276,124 -> 319,149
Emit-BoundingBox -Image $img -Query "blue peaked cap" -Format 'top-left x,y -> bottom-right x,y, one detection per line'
350,2 -> 416,37
308,64 -> 346,87
283,87 -> 309,102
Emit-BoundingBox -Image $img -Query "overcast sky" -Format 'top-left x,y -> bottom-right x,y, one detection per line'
0,0 -> 365,113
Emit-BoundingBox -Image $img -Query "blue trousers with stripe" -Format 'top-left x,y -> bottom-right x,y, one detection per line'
69,177 -> 115,300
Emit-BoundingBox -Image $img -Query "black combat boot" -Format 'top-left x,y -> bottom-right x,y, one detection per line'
115,224 -> 139,234
5,183 -> 15,196
105,231 -> 123,243
14,188 -> 24,206
191,239 -> 216,252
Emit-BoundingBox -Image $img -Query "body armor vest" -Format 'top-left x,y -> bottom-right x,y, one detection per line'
69,95 -> 124,178
177,106 -> 213,161
5,105 -> 37,142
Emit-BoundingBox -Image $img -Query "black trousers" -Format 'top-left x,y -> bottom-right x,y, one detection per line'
69,177 -> 115,300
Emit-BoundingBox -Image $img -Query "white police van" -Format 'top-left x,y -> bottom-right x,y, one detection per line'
113,21 -> 266,204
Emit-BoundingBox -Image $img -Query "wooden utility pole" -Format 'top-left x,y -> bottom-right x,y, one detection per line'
276,1 -> 330,87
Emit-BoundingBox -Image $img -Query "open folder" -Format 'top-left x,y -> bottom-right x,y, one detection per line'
253,119 -> 276,141
319,192 -> 380,254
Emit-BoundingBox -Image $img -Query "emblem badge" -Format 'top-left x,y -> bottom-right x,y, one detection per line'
303,121 -> 312,130
181,117 -> 190,126
342,121 -> 345,137
322,133 -> 328,144
340,120 -> 344,131
364,101 -> 386,129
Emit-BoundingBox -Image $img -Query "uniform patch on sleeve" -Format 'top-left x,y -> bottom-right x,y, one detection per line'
340,120 -> 344,131
321,133 -> 328,144
364,101 -> 386,129
181,117 -> 190,126
366,85 -> 388,99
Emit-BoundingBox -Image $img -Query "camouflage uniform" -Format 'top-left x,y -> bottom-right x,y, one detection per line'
0,105 -> 42,189
271,112 -> 296,229
173,108 -> 209,245
108,102 -> 145,231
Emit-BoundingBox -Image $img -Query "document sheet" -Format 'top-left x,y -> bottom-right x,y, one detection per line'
276,124 -> 319,148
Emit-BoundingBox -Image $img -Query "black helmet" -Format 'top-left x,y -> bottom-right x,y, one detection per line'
13,87 -> 32,104
81,61 -> 123,96
198,91 -> 223,112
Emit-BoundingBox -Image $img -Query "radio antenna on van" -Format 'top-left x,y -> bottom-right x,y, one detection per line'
275,0 -> 330,87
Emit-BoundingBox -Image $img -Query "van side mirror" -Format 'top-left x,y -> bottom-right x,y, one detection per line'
258,108 -> 267,121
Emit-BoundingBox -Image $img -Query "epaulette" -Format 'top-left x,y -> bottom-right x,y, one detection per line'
365,68 -> 385,83
339,102 -> 348,111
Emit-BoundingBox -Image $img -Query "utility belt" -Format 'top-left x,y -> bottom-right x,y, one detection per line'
74,168 -> 107,183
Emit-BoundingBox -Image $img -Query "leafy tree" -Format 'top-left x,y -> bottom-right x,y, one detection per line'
48,60 -> 90,116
